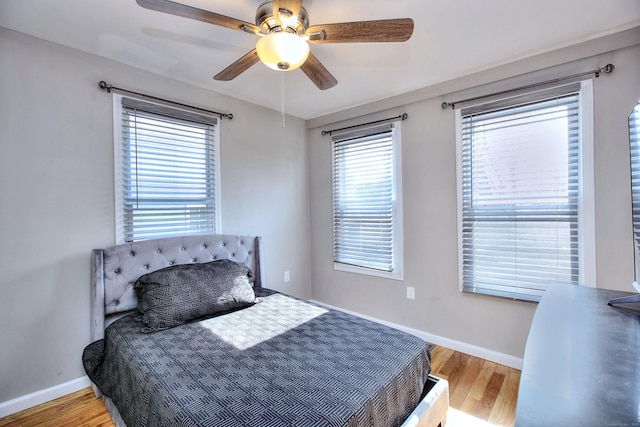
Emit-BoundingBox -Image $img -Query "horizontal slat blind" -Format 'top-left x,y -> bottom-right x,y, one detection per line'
332,124 -> 395,272
121,97 -> 218,242
630,101 -> 640,255
460,90 -> 580,301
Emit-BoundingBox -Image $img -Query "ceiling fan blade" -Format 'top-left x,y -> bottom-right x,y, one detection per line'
214,49 -> 260,81
136,0 -> 260,33
300,52 -> 337,90
307,18 -> 414,43
273,0 -> 302,24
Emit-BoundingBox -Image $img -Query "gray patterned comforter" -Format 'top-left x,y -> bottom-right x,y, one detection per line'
83,288 -> 431,427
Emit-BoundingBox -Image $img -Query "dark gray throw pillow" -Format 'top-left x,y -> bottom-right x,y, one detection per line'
134,259 -> 256,331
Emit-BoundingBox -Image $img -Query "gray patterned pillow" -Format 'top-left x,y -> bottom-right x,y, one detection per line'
134,259 -> 256,331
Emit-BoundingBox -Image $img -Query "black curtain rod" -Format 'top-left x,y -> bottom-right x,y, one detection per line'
321,113 -> 408,136
441,64 -> 615,110
98,81 -> 233,120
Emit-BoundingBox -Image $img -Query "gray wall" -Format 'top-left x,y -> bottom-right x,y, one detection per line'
0,27 -> 311,403
307,34 -> 640,361
2,21 -> 639,407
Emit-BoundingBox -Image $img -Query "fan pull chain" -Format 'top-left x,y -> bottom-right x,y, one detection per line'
281,72 -> 285,127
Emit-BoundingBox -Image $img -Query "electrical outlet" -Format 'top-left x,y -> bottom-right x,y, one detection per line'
407,286 -> 415,300
284,271 -> 290,282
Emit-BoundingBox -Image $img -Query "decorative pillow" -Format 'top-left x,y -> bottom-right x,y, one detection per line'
134,259 -> 256,331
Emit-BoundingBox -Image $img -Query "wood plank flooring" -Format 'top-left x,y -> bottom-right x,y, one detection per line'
430,345 -> 520,426
0,345 -> 519,427
0,388 -> 115,427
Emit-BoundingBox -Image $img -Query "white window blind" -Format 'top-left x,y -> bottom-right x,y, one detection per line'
629,100 -> 640,272
458,84 -> 581,301
332,123 -> 401,275
118,97 -> 219,242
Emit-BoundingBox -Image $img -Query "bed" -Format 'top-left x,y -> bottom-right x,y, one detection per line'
82,233 -> 448,427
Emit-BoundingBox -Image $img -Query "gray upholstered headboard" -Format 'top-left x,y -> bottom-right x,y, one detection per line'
90,234 -> 263,342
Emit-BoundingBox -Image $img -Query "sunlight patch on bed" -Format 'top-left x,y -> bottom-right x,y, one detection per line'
198,294 -> 328,350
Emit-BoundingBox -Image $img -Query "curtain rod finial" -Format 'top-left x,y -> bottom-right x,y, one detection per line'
98,81 -> 112,92
595,64 -> 614,78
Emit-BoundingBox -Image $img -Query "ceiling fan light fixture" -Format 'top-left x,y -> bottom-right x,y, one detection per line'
137,0 -> 414,90
256,32 -> 310,71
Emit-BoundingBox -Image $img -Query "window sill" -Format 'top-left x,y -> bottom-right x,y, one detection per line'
334,262 -> 403,281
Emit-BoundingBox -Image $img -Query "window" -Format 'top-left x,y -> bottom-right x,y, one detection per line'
456,82 -> 594,301
629,100 -> 640,279
332,122 -> 403,279
114,96 -> 220,243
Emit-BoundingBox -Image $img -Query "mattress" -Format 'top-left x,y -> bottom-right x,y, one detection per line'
83,288 -> 431,427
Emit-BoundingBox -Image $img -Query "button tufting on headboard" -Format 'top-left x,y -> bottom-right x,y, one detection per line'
92,234 -> 263,328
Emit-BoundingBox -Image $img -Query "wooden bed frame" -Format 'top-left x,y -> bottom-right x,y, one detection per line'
89,233 -> 448,426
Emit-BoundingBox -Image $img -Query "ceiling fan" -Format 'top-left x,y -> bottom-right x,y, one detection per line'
136,0 -> 414,90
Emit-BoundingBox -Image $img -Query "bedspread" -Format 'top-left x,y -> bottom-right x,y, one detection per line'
83,288 -> 431,427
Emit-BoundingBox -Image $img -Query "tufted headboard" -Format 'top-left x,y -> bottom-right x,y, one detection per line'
90,234 -> 263,342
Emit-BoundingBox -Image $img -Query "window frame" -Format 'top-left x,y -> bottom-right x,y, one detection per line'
629,99 -> 640,282
455,80 -> 595,301
112,94 -> 221,243
331,121 -> 404,280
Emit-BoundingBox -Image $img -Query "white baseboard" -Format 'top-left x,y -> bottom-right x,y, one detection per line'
310,299 -> 523,370
0,376 -> 91,418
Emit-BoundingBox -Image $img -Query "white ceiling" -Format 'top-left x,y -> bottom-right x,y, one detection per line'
1,0 -> 639,120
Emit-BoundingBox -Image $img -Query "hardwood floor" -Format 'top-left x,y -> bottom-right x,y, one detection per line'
430,345 -> 520,427
0,345 -> 519,427
0,388 -> 115,427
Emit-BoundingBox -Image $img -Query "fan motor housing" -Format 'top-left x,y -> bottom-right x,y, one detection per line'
256,1 -> 309,34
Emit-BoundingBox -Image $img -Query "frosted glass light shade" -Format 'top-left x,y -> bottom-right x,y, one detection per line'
256,32 -> 310,71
